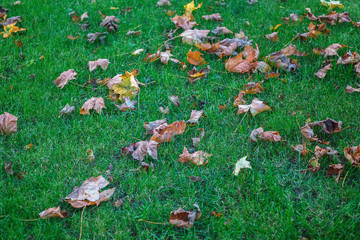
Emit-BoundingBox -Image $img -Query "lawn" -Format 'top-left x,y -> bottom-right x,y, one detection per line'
1,0 -> 360,239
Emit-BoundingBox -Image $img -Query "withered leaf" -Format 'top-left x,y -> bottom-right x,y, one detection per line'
115,97 -> 137,112
144,119 -> 167,134
237,98 -> 271,116
195,42 -> 220,54
212,26 -> 233,35
337,51 -> 360,65
65,176 -> 115,208
59,104 -> 75,118
100,16 -> 120,32
151,120 -> 186,143
53,69 -> 77,89
178,147 -> 212,166
169,95 -> 180,107
157,0 -> 171,6
80,97 -> 106,115
326,163 -> 344,183
80,21 -> 91,31
292,143 -> 310,156
188,65 -> 210,83
171,15 -> 197,30
132,140 -> 158,161
344,145 -> 360,166
159,106 -> 169,114
87,149 -> 95,162
187,50 -> 207,66
282,13 -> 302,24
138,162 -> 154,173
5,162 -> 14,175
315,64 -> 332,79
264,32 -> 279,42
80,12 -> 89,22
87,32 -> 107,43
308,118 -> 342,134
225,45 -> 259,73
233,156 -> 251,176
243,81 -> 264,94
0,112 -> 18,135
169,204 -> 201,229
0,16 -> 22,27
108,70 -> 142,101
126,30 -> 141,36
180,29 -> 210,45
187,110 -> 203,124
323,43 -> 346,57
345,85 -> 360,93
233,91 -> 246,107
202,13 -> 223,21
88,59 -> 110,72
249,127 -> 281,142
39,207 -> 67,219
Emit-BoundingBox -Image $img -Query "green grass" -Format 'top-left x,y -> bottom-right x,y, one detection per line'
1,0 -> 360,239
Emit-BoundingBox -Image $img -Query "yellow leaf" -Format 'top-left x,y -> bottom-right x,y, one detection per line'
39,55 -> 45,60
111,71 -> 140,100
270,24 -> 282,31
320,0 -> 344,9
110,7 -> 119,10
184,0 -> 202,17
1,23 -> 26,38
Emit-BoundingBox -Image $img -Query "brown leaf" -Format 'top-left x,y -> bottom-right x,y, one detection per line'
87,149 -> 95,162
59,104 -> 75,118
212,26 -> 232,35
138,162 -> 154,173
115,97 -> 137,112
187,110 -> 203,124
67,35 -> 79,40
345,85 -> 360,93
187,50 -> 207,66
243,81 -> 264,94
338,12 -> 352,23
80,12 -> 89,22
225,45 -> 259,73
126,30 -> 141,36
132,140 -> 158,161
292,143 -> 310,156
65,176 -> 115,208
344,145 -> 360,166
169,204 -> 201,229
250,127 -> 282,142
0,112 -> 18,135
337,51 -> 360,65
267,45 -> 300,72
308,118 -> 342,134
144,119 -> 167,134
356,62 -> 360,77
323,43 -> 346,57
326,164 -> 344,183
178,147 -> 212,166
39,207 -> 66,219
195,42 -> 220,54
202,13 -> 223,21
171,15 -> 197,30
87,32 -> 108,43
233,91 -> 246,107
53,69 -> 77,89
5,161 -> 14,175
237,98 -> 271,116
100,16 -> 120,32
180,29 -> 210,45
150,121 -> 186,143
159,106 -> 169,114
189,176 -> 204,182
169,95 -> 180,107
157,0 -> 171,6
304,8 -> 318,21
264,32 -> 279,42
318,11 -> 339,25
315,64 -> 332,79
88,59 -> 110,72
282,13 -> 302,24
80,97 -> 106,115
187,65 -> 210,83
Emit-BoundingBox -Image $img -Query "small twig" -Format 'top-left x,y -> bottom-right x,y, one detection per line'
283,35 -> 298,47
79,206 -> 86,240
234,112 -> 248,133
18,218 -> 42,222
342,170 -> 350,187
138,219 -> 169,225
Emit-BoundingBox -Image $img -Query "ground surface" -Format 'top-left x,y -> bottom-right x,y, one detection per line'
1,0 -> 360,239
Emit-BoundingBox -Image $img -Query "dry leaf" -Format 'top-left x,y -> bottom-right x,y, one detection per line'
87,149 -> 95,162
320,0 -> 344,9
39,207 -> 66,219
243,81 -> 264,94
169,95 -> 180,107
308,118 -> 342,134
169,203 -> 201,229
80,97 -> 106,115
233,91 -> 246,107
157,0 -> 171,6
159,106 -> 169,114
87,32 -> 108,43
237,98 -> 271,116
188,65 -> 210,83
345,85 -> 360,93
183,0 -> 202,18
212,26 -> 233,35
282,13 -> 302,24
202,13 -> 223,21
344,145 -> 360,166
144,119 -> 167,134
80,21 -> 91,31
80,12 -> 89,21
249,127 -> 281,142
65,176 -> 115,208
115,97 -> 137,112
5,162 -> 14,175
264,32 -> 279,42
0,112 -> 18,135
171,15 -> 197,30
126,30 -> 141,36
59,104 -> 75,118
138,162 -> 154,173
178,147 -> 212,166
67,35 -> 79,40
187,50 -> 207,66
337,51 -> 360,65
233,156 -> 251,176
195,42 -> 220,54
151,121 -> 186,143
132,140 -> 158,161
326,163 -> 343,183
323,43 -> 346,57
225,45 -> 259,73
292,143 -> 310,156
25,143 -> 34,150
187,110 -> 203,124
53,69 -> 77,89
88,59 -> 110,72
108,70 -> 142,101
315,64 -> 332,79
100,16 -> 120,32
180,29 -> 210,45
132,49 -> 144,56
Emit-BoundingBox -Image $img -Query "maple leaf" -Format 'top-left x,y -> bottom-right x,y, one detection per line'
100,16 -> 120,32
267,44 -> 300,72
65,176 -> 115,208
243,81 -> 264,94
300,124 -> 326,144
212,26 -> 233,35
315,64 -> 332,79
264,32 -> 279,42
282,13 -> 302,24
144,119 -> 167,134
233,156 -> 251,176
195,42 -> 220,54
0,112 -> 18,135
171,15 -> 197,30
39,207 -> 67,219
249,127 -> 282,142
178,147 -> 212,166
326,164 -> 344,183
87,32 -> 108,43
80,97 -> 106,115
151,120 -> 186,143
308,118 -> 342,134
59,104 -> 75,118
180,29 -> 210,45
320,0 -> 344,10
317,11 -> 340,25
187,110 -> 203,124
169,204 -> 201,229
88,59 -> 110,72
145,49 -> 184,68
132,140 -> 158,161
225,45 -> 259,73
344,145 -> 360,166
126,30 -> 141,36
115,97 -> 137,111
304,8 -> 318,21
157,0 -> 171,6
1,23 -> 26,38
0,16 -> 22,27
107,70 -> 141,101
292,143 -> 310,156
187,50 -> 207,66
345,85 -> 360,93
202,13 -> 223,21
80,12 -> 89,21
188,65 -> 210,83
237,98 -> 271,116
183,0 -> 202,19
338,12 -> 352,23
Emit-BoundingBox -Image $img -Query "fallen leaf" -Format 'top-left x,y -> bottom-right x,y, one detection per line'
80,97 -> 106,115
100,16 -> 120,32
264,32 -> 279,42
13,1 -> 21,5
87,149 -> 95,162
180,29 -> 210,45
138,162 -> 154,172
126,30 -> 141,36
157,0 -> 171,6
195,42 -> 220,54
282,13 -> 302,24
233,91 -> 246,107
80,21 -> 91,31
132,140 -> 158,161
345,85 -> 360,93
5,162 -> 14,175
249,127 -> 282,142
315,64 -> 332,79
183,0 -> 202,18
267,44 -> 300,72
39,207 -> 67,219
108,70 -> 141,101
159,106 -> 169,114
187,50 -> 207,66
178,147 -> 212,166
1,23 -> 26,38
132,49 -> 144,56
171,15 -> 197,30
225,45 -> 259,73
243,81 -> 264,94
169,95 -> 180,107
188,65 -> 210,83
80,12 -> 89,21
67,35 -> 79,40
212,26 -> 232,35
320,0 -> 344,10
187,110 -> 203,124
323,43 -> 346,57
65,176 -> 115,208
151,121 -> 186,143
326,163 -> 344,183
270,24 -> 282,30
237,98 -> 271,116
189,176 -> 204,182
202,13 -> 223,21
87,32 -> 108,43
308,118 -> 342,134
13,40 -> 23,47
53,69 -> 77,89
292,143 -> 310,156
233,156 -> 251,176
0,112 -> 18,135
59,104 -> 75,118
88,59 -> 110,72
337,51 -> 360,65
144,119 -> 167,134
115,97 -> 137,111
25,143 -> 34,150
344,145 -> 360,166
169,203 -> 201,229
